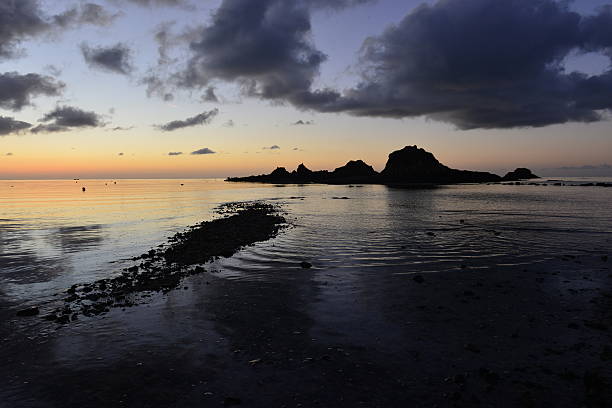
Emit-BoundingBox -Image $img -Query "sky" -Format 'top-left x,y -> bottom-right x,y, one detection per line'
1,0 -> 611,179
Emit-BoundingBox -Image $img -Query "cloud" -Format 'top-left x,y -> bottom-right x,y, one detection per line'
141,73 -> 174,100
148,0 -> 371,101
53,3 -> 120,28
109,126 -> 134,131
0,72 -> 65,111
202,86 -> 218,102
293,119 -> 313,125
170,0 -> 612,130
31,106 -> 105,133
81,43 -> 134,75
153,21 -> 176,66
0,1 -> 119,60
140,21 -> 193,100
174,0 -> 327,101
191,147 -> 215,155
155,108 -> 218,131
168,151 -> 183,156
118,152 -> 124,156
44,65 -> 62,77
293,0 -> 612,129
5,152 -> 13,156
0,115 -> 31,135
0,0 -> 50,60
223,119 -> 234,127
114,0 -> 189,6
263,145 -> 280,150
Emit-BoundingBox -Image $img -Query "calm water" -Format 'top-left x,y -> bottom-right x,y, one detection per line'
1,178 -> 612,407
1,178 -> 611,310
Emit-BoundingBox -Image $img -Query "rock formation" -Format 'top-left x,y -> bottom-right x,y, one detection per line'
381,145 -> 500,184
226,145 -> 532,186
330,160 -> 378,183
502,168 -> 539,181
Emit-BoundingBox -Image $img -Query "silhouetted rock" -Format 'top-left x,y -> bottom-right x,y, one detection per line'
330,160 -> 378,182
270,167 -> 291,178
381,146 -> 449,180
381,145 -> 501,184
502,168 -> 539,181
226,145 -> 538,185
294,163 -> 313,178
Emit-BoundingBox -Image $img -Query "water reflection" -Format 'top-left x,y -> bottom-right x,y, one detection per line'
53,225 -> 105,253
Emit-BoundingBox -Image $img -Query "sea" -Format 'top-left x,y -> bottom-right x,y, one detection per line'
1,177 -> 611,407
1,177 -> 611,312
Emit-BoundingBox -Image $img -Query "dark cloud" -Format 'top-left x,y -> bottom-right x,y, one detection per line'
172,0 -> 612,129
0,115 -> 31,135
202,86 -> 218,102
0,72 -> 64,111
109,126 -> 134,131
117,0 -> 189,6
0,1 -> 118,60
5,152 -> 13,156
293,119 -> 313,125
155,108 -> 218,131
191,147 -> 215,155
263,145 -> 280,150
168,151 -> 183,156
148,0 -> 371,101
306,0 -> 374,9
118,152 -> 124,156
296,0 -> 612,129
31,106 -> 104,133
54,3 -> 120,28
0,0 -> 50,59
81,43 -> 134,75
175,0 -> 326,101
79,3 -> 120,25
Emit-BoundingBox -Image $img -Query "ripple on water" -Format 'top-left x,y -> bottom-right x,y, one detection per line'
1,180 -> 611,305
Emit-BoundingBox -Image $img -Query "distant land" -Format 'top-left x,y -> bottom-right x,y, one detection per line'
227,145 -> 539,185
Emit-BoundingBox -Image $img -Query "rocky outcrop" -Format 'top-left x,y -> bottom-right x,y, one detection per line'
227,145 -> 532,186
270,167 -> 291,178
502,168 -> 539,181
293,163 -> 313,178
330,160 -> 378,183
381,146 -> 501,184
381,146 -> 450,180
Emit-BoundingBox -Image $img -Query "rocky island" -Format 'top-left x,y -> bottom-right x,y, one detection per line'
227,145 -> 538,185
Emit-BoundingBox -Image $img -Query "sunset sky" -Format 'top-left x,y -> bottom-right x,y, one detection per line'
1,0 -> 612,179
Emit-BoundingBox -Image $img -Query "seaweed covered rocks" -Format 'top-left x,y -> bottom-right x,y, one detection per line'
164,202 -> 286,265
44,202 -> 286,323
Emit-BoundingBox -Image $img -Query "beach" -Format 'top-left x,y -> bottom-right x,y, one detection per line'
1,179 -> 611,407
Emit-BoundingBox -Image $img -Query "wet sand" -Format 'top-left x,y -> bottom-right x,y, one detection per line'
1,201 -> 611,407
